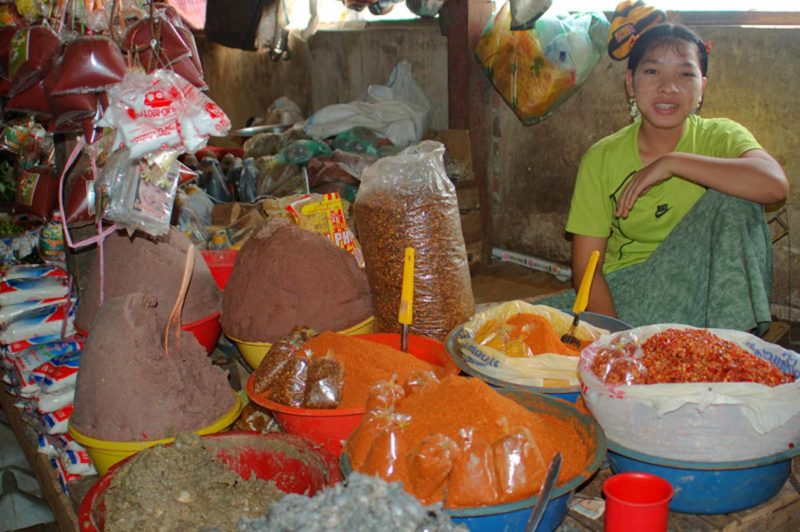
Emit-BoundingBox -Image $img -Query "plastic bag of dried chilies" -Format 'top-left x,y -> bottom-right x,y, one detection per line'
354,140 -> 475,340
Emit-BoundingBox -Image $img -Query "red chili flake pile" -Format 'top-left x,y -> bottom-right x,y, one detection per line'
593,328 -> 794,386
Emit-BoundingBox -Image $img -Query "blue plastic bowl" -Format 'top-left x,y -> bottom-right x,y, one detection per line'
607,440 -> 800,514
445,312 -> 631,403
342,389 -> 607,532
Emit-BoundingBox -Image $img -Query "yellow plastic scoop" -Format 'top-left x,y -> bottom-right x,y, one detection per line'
561,249 -> 599,348
399,247 -> 414,351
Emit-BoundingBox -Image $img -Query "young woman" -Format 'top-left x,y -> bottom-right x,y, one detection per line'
553,23 -> 788,334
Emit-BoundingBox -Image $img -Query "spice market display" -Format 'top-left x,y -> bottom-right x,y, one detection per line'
0,1 -> 798,531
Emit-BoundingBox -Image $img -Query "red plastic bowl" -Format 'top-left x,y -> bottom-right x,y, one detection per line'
246,333 -> 461,456
78,431 -> 343,532
182,311 -> 222,353
200,249 -> 238,291
75,311 -> 221,355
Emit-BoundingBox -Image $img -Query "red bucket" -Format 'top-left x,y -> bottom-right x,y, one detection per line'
603,472 -> 674,532
78,432 -> 342,531
182,311 -> 222,354
246,333 -> 460,456
77,311 -> 222,355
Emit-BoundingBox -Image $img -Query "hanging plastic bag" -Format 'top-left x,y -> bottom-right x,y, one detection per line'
104,151 -> 182,236
475,3 -> 609,125
354,140 -> 475,341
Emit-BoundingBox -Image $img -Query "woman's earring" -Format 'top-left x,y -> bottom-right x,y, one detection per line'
629,97 -> 639,119
695,97 -> 703,114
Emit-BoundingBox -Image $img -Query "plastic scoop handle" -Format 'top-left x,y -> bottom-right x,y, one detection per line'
399,247 -> 414,351
573,250 -> 600,315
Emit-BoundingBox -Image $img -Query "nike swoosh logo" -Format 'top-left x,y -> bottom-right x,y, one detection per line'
655,204 -> 671,218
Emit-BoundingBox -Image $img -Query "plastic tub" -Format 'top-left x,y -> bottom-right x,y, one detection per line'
229,316 -> 375,369
606,439 -> 800,514
246,333 -> 461,456
445,312 -> 631,402
603,472 -> 673,531
77,431 -> 343,532
183,311 -> 222,353
75,310 -> 222,355
68,392 -> 243,475
341,389 -> 607,532
200,249 -> 238,290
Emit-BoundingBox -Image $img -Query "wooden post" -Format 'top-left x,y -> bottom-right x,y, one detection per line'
442,0 -> 494,266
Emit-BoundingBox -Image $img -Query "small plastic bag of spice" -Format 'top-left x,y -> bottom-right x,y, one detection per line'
403,369 -> 440,396
446,427 -> 500,507
252,326 -> 314,393
269,357 -> 309,408
364,373 -> 405,412
407,433 -> 459,504
303,356 -> 344,409
362,411 -> 411,481
345,408 -> 392,467
492,425 -> 545,503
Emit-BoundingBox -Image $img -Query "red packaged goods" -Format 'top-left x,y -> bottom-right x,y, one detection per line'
16,166 -> 58,218
7,25 -> 61,97
46,36 -> 126,95
5,78 -> 50,117
0,25 -> 17,79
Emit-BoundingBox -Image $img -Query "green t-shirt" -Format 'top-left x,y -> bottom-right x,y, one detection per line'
566,115 -> 762,274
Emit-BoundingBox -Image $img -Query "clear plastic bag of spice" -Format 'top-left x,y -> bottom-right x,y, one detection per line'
492,423 -> 545,503
446,426 -> 500,507
252,326 -> 315,394
407,433 -> 459,505
354,140 -> 475,341
303,355 -> 344,409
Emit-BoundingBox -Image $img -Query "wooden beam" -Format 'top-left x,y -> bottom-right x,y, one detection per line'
442,0 -> 494,266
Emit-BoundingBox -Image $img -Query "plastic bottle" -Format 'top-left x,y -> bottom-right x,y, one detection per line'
39,211 -> 66,263
208,229 -> 231,250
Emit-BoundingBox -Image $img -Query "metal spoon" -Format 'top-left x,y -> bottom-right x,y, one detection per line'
525,452 -> 563,532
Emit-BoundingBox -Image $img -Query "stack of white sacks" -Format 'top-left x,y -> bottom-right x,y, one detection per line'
0,264 -> 96,492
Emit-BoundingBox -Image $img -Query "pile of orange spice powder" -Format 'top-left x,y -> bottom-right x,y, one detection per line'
345,375 -> 593,508
293,332 -> 448,409
476,313 -> 588,357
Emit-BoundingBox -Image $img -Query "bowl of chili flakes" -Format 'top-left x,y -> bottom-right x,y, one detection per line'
579,324 -> 800,463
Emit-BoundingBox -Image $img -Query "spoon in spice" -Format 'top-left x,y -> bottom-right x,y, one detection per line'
560,250 -> 599,348
525,451 -> 562,532
399,247 -> 415,352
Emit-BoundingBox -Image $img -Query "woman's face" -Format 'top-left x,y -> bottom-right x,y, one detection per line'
626,40 -> 707,133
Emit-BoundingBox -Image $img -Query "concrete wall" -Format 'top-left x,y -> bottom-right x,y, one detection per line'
198,22 -> 800,314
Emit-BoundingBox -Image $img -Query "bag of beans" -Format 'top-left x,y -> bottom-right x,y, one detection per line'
354,140 -> 475,340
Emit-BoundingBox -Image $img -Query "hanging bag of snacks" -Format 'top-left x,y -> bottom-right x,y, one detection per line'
354,140 -> 475,341
579,324 -> 800,462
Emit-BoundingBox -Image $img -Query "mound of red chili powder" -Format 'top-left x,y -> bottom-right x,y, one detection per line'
594,328 -> 794,386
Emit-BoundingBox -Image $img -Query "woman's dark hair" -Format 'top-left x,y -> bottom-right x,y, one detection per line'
627,23 -> 708,76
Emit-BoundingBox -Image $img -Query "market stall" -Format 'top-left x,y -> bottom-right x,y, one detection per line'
0,0 -> 799,531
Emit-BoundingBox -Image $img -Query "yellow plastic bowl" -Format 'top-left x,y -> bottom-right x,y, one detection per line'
68,392 -> 243,475
228,316 -> 376,369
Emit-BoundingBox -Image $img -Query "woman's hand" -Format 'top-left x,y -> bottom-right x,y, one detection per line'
615,158 -> 673,218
